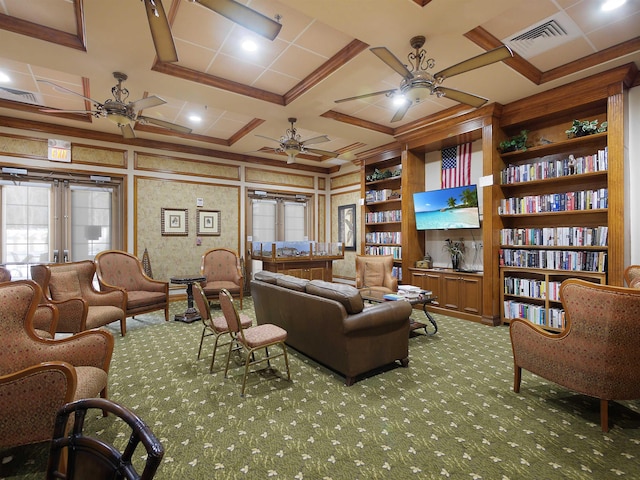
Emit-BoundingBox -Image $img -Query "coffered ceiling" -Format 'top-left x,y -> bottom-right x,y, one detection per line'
0,0 -> 638,173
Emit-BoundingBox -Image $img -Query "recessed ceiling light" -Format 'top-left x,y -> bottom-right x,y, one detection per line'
188,115 -> 202,123
602,0 -> 626,11
0,71 -> 10,83
242,39 -> 258,52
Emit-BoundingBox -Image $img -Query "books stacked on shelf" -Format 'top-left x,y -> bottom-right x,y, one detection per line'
500,147 -> 608,184
365,231 -> 401,244
499,249 -> 607,272
503,300 -> 566,329
365,245 -> 401,259
504,276 -> 546,299
365,189 -> 400,203
548,281 -> 562,302
498,188 -> 608,214
391,266 -> 402,281
499,226 -> 608,247
365,209 -> 402,224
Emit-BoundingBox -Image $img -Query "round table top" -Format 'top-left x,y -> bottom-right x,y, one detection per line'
170,275 -> 206,284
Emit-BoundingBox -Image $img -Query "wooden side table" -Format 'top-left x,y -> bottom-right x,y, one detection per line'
170,275 -> 206,323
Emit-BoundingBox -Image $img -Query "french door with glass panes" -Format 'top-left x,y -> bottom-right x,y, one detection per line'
0,172 -> 122,280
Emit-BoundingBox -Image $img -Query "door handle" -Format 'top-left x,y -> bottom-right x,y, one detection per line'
63,250 -> 69,262
53,250 -> 59,263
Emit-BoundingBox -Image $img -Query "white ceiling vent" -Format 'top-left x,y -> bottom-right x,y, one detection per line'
502,11 -> 583,59
0,86 -> 43,105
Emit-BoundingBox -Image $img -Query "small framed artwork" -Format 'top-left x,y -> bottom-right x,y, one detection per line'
338,203 -> 356,251
161,208 -> 188,236
197,209 -> 221,236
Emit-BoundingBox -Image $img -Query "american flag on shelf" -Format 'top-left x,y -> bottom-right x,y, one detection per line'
441,142 -> 472,188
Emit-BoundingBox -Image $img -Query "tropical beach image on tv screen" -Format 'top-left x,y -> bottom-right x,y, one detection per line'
413,185 -> 481,230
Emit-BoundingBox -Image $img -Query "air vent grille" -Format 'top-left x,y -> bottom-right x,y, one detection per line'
0,86 -> 43,105
502,12 -> 582,59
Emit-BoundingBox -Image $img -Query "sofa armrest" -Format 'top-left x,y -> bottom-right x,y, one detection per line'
32,304 -> 59,337
34,329 -> 114,372
343,300 -> 412,334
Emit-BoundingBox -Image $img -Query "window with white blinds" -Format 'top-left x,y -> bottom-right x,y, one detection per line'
250,197 -> 308,242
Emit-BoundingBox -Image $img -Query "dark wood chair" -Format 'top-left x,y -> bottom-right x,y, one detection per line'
47,397 -> 164,480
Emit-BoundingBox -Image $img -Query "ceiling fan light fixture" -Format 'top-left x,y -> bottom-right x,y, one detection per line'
393,94 -> 408,106
107,113 -> 135,127
286,153 -> 296,164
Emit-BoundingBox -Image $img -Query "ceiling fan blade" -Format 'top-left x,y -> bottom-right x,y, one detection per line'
435,87 -> 488,108
138,116 -> 193,134
434,45 -> 513,81
390,101 -> 411,123
370,47 -> 413,79
304,148 -> 339,158
130,95 -> 166,112
37,80 -> 101,106
195,0 -> 282,40
143,0 -> 179,62
301,135 -> 330,146
40,108 -> 100,115
121,124 -> 136,139
335,89 -> 397,103
255,134 -> 281,143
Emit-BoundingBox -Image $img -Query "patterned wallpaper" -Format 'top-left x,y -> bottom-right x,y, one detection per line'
135,177 -> 240,282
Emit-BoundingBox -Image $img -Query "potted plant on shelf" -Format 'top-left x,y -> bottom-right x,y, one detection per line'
498,130 -> 529,153
443,238 -> 465,271
565,119 -> 608,138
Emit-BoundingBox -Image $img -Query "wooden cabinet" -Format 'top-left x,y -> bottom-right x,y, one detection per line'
361,148 -> 424,282
492,65 -> 632,330
263,260 -> 333,281
409,268 -> 483,322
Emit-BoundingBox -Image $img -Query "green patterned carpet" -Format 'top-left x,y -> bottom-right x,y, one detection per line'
2,298 -> 640,479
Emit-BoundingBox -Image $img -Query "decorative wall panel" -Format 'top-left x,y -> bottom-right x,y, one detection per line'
136,153 -> 240,180
246,167 -> 314,189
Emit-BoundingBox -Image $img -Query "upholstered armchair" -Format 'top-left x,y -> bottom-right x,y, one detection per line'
95,250 -> 170,321
624,265 -> 640,288
0,280 -> 114,451
355,254 -> 398,295
510,279 -> 640,432
31,260 -> 127,336
0,265 -> 10,283
200,248 -> 244,309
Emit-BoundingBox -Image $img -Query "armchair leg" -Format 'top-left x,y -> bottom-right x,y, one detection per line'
601,399 -> 609,432
164,305 -> 169,322
120,318 -> 127,336
513,365 -> 521,393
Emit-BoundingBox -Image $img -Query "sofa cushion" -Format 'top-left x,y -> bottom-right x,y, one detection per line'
49,271 -> 82,301
306,280 -> 364,314
364,261 -> 385,287
253,270 -> 283,284
276,275 -> 309,292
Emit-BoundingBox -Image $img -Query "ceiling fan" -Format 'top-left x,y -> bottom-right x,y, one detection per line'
38,72 -> 192,139
256,118 -> 340,164
143,0 -> 283,63
335,35 -> 513,123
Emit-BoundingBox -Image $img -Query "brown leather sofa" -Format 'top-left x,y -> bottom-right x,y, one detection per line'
251,270 -> 412,386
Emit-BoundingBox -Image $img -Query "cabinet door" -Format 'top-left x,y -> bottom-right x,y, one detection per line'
440,274 -> 460,310
283,268 -> 304,278
459,275 -> 482,315
423,273 -> 442,307
309,267 -> 326,281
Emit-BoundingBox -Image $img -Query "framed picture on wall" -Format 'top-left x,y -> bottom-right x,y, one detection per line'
161,208 -> 188,236
197,209 -> 221,236
338,204 -> 356,251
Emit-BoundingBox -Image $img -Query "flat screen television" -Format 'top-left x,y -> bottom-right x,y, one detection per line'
413,184 -> 481,230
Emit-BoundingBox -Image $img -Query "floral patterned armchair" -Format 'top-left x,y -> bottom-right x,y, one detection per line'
0,280 -> 113,451
355,255 -> 397,295
31,260 -> 127,336
95,250 -> 169,321
510,279 -> 640,432
200,248 -> 244,309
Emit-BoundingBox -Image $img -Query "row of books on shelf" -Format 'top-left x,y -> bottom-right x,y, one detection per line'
503,300 -> 565,329
365,189 -> 400,203
365,231 -> 401,244
365,210 -> 402,224
498,188 -> 608,215
392,266 -> 402,281
365,245 -> 401,259
499,226 -> 608,247
499,248 -> 607,272
500,148 -> 607,184
503,277 -> 563,301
